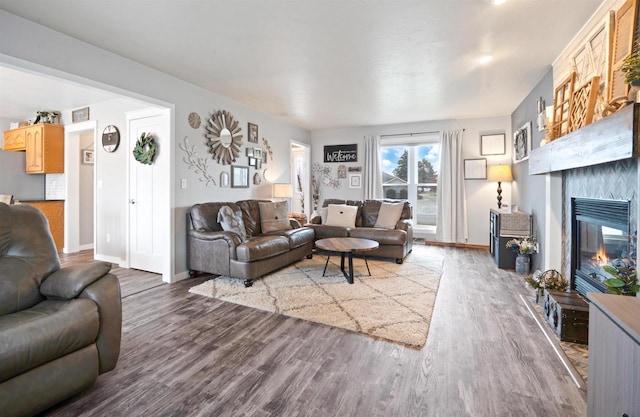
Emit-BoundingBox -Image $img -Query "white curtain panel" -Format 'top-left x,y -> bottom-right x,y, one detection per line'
363,135 -> 383,200
436,130 -> 468,243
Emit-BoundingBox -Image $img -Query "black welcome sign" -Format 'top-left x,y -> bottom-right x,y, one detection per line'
323,144 -> 357,163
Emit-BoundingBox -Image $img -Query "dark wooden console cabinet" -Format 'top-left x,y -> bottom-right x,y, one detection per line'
489,209 -> 531,270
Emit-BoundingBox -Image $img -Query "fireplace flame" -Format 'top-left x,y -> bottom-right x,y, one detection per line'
594,246 -> 609,265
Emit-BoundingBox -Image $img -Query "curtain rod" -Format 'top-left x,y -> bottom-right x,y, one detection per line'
379,128 -> 464,138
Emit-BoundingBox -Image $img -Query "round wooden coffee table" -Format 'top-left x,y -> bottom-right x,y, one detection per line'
315,237 -> 379,284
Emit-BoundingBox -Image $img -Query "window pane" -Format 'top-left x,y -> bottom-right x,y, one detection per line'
381,142 -> 439,229
416,144 -> 439,226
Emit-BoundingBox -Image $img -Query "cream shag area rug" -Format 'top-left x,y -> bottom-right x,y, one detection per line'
189,244 -> 444,348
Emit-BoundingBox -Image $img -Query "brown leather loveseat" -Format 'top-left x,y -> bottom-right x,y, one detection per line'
187,199 -> 315,287
0,203 -> 122,417
307,199 -> 413,264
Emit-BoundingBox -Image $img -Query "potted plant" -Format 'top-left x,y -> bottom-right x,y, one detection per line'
506,235 -> 538,275
621,44 -> 640,101
526,269 -> 569,303
603,260 -> 639,296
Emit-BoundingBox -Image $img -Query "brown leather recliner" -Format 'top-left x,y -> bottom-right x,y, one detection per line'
0,203 -> 122,417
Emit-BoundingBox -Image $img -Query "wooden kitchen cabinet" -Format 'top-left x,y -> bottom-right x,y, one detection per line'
3,127 -> 26,151
3,124 -> 64,173
26,124 -> 64,174
24,200 -> 65,252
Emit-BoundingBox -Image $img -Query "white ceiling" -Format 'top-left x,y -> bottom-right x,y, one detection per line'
0,0 -> 603,131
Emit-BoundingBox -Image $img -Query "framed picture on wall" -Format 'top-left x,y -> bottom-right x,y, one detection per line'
513,122 -> 532,163
248,123 -> 259,143
231,166 -> 249,188
349,173 -> 362,188
81,149 -> 94,165
464,158 -> 487,179
480,134 -> 505,155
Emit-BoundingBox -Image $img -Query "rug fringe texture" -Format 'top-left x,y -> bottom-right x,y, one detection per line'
189,245 -> 444,348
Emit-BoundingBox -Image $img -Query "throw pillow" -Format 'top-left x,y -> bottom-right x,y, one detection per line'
217,205 -> 247,241
374,202 -> 404,229
259,201 -> 292,232
320,207 -> 328,224
325,204 -> 358,228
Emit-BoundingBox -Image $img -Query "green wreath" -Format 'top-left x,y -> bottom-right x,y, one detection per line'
133,132 -> 157,165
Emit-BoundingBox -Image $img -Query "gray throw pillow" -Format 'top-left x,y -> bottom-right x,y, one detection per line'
374,202 -> 404,229
217,206 -> 247,241
259,201 -> 292,232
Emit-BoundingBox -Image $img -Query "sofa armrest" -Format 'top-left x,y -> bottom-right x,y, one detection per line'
40,261 -> 112,300
289,218 -> 302,229
396,219 -> 412,232
188,230 -> 242,246
79,273 -> 122,374
309,215 -> 322,224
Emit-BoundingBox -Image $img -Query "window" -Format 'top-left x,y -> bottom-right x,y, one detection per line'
381,135 -> 440,230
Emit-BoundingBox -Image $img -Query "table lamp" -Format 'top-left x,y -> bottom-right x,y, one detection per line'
273,183 -> 293,202
487,164 -> 512,208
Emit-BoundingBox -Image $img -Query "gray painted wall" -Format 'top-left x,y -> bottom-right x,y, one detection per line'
510,67 -> 553,270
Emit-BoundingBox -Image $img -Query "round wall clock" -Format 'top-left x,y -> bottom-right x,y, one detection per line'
102,125 -> 120,153
188,112 -> 201,129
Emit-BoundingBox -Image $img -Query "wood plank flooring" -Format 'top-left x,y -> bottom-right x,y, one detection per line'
47,246 -> 587,417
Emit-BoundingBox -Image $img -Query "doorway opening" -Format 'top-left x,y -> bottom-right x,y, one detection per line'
290,141 -> 310,219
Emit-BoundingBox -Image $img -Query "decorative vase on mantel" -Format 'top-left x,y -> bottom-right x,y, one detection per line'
515,254 -> 531,275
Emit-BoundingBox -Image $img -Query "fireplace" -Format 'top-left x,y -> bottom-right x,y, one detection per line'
571,198 -> 631,297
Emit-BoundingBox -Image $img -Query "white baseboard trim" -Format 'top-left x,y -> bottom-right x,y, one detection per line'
173,271 -> 191,282
79,243 -> 94,251
94,254 -> 122,266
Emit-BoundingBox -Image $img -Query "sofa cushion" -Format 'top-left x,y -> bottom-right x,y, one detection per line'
306,224 -> 350,239
0,299 -> 99,383
325,204 -> 358,228
236,235 -> 290,262
349,227 -> 407,245
259,201 -> 292,232
217,206 -> 247,242
190,202 -> 240,232
374,202 -> 405,229
265,227 -> 315,249
362,199 -> 410,227
237,199 -> 271,237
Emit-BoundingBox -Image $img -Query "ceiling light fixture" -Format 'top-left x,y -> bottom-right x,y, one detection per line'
492,0 -> 507,5
479,55 -> 493,65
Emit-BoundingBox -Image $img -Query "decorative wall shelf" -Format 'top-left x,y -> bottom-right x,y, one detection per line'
529,103 -> 640,175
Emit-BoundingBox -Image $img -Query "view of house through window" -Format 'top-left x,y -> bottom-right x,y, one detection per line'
381,135 -> 440,229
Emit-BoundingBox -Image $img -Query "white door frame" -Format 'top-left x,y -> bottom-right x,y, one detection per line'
64,120 -> 97,254
124,107 -> 174,283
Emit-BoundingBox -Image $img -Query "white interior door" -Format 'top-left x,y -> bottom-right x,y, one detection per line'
127,109 -> 169,274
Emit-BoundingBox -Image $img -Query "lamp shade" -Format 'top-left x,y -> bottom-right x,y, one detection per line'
273,183 -> 293,198
487,164 -> 513,182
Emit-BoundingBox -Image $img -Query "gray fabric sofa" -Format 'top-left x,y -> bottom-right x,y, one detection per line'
307,199 -> 413,263
0,203 -> 122,417
187,200 -> 315,287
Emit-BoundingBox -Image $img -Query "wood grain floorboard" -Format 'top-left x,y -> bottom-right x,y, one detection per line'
43,246 -> 586,417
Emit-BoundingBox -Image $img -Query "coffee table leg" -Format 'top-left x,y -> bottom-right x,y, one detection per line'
322,254 -> 331,277
340,252 -> 346,273
347,252 -> 354,284
363,254 -> 372,276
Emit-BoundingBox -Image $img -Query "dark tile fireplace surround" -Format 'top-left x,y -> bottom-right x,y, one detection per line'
562,159 -> 637,296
